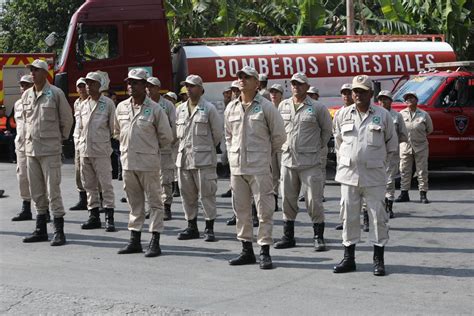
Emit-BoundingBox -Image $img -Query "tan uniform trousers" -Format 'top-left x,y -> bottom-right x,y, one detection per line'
386,155 -> 400,200
271,152 -> 281,196
340,184 -> 389,247
281,165 -> 325,223
80,157 -> 115,209
123,170 -> 164,233
27,155 -> 65,217
74,150 -> 85,192
320,146 -> 328,198
400,148 -> 429,192
161,168 -> 174,205
231,174 -> 274,246
178,167 -> 217,220
16,151 -> 30,201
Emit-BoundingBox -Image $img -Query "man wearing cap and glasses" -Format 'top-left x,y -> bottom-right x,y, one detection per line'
146,76 -> 177,221
77,72 -> 116,232
333,75 -> 398,276
11,75 -> 36,222
69,77 -> 89,211
175,74 -> 222,242
21,59 -> 73,246
377,90 -> 408,217
114,68 -> 173,257
274,73 -> 332,252
396,91 -> 433,204
225,66 -> 286,270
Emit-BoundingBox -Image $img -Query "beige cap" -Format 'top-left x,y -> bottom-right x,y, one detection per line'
378,90 -> 393,101
165,92 -> 177,101
237,66 -> 259,79
258,74 -> 268,81
340,83 -> 352,93
290,73 -> 309,84
352,75 -> 373,91
19,75 -> 34,84
269,84 -> 283,94
147,76 -> 161,87
223,86 -> 232,92
26,59 -> 48,72
403,91 -> 418,100
231,80 -> 240,89
181,74 -> 203,87
85,72 -> 102,86
307,86 -> 319,94
125,68 -> 149,81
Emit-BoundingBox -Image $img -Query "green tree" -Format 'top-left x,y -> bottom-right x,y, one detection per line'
0,0 -> 84,53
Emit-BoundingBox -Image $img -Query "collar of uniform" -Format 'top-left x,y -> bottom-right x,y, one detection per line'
349,104 -> 375,113
34,81 -> 52,99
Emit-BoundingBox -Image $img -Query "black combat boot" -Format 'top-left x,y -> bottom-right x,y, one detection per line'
70,191 -> 87,210
386,199 -> 394,218
163,204 -> 172,221
229,241 -> 256,265
252,203 -> 259,227
363,209 -> 369,232
335,223 -> 343,230
23,214 -> 48,243
333,244 -> 356,273
145,232 -> 162,257
373,245 -> 386,276
313,222 -> 327,252
177,217 -> 200,240
104,208 -> 116,232
50,217 -> 66,246
274,221 -> 296,249
172,181 -> 181,197
203,219 -> 216,242
395,190 -> 410,202
221,189 -> 232,198
81,207 -> 101,229
226,214 -> 236,226
420,191 -> 430,204
259,245 -> 273,270
11,200 -> 32,221
274,194 -> 280,212
118,230 -> 143,254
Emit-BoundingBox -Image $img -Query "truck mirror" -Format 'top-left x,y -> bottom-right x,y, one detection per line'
373,81 -> 381,102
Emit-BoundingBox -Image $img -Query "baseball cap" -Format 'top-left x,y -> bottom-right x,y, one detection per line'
85,72 -> 102,85
179,86 -> 188,95
147,76 -> 161,87
19,75 -> 34,84
237,66 -> 259,79
165,92 -> 177,101
307,86 -> 319,94
403,91 -> 418,100
378,90 -> 393,101
125,68 -> 149,81
340,83 -> 352,93
258,74 -> 268,81
352,75 -> 373,91
181,74 -> 203,87
26,59 -> 49,72
223,86 -> 232,92
290,73 -> 309,84
231,80 -> 240,89
269,84 -> 283,94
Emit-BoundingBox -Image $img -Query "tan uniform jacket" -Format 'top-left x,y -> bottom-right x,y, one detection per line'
279,96 -> 332,169
388,108 -> 408,146
77,95 -> 115,157
114,96 -> 173,171
22,82 -> 73,156
13,99 -> 26,152
334,104 -> 398,187
72,98 -> 83,148
399,107 -> 433,154
156,96 -> 177,170
225,93 -> 286,175
259,88 -> 271,101
176,98 -> 222,169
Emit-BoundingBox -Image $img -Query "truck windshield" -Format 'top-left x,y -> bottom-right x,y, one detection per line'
57,22 -> 75,70
393,76 -> 445,104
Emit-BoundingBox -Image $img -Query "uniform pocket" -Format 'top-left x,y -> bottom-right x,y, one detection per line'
367,124 -> 383,147
246,146 -> 268,165
194,145 -> 213,167
228,145 -> 240,167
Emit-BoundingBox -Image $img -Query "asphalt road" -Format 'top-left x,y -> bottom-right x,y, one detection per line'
0,161 -> 473,315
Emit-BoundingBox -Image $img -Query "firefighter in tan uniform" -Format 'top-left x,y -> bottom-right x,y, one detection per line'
22,59 -> 73,246
225,66 -> 286,270
77,72 -> 116,232
147,76 -> 177,221
114,68 -> 173,257
11,75 -> 36,221
269,84 -> 284,212
333,75 -> 398,276
70,77 -> 89,211
377,90 -> 408,217
396,91 -> 433,204
258,74 -> 271,101
175,75 -> 222,242
274,73 -> 332,252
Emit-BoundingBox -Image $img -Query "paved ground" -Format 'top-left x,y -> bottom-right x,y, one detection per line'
0,161 -> 473,315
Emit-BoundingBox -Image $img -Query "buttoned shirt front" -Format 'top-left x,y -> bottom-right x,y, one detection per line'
13,99 -> 26,152
399,107 -> 433,154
